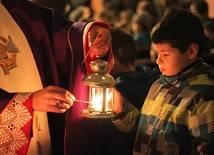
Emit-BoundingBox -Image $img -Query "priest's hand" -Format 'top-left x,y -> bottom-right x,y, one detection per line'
32,85 -> 75,113
87,25 -> 111,58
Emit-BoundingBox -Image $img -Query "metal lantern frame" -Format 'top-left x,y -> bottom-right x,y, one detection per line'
81,59 -> 116,118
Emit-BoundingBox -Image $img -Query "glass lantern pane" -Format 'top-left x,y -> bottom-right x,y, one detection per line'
89,87 -> 104,112
88,86 -> 114,114
105,87 -> 114,112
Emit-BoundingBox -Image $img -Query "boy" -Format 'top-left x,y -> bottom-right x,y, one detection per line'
133,8 -> 214,154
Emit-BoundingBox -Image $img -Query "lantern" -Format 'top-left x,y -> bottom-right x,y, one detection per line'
81,59 -> 116,118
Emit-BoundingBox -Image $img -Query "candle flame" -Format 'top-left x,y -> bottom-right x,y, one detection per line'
89,87 -> 113,112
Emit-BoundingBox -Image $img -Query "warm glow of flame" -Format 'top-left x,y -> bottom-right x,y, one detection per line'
91,91 -> 103,111
89,87 -> 113,112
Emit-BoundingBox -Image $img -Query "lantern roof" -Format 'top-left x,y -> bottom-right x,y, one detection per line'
82,59 -> 115,86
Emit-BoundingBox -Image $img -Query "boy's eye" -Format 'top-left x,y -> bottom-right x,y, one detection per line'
163,54 -> 169,56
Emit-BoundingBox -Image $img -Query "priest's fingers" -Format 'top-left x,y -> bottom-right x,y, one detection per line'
88,26 -> 111,58
32,85 -> 75,113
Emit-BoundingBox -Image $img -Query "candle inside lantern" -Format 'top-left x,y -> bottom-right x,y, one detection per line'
90,87 -> 103,111
89,87 -> 114,113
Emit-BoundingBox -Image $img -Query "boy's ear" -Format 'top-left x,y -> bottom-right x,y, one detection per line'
187,43 -> 198,59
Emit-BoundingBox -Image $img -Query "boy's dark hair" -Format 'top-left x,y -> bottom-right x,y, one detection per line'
151,8 -> 205,57
111,27 -> 137,66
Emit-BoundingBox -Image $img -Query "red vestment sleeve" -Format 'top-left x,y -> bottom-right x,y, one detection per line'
0,93 -> 33,155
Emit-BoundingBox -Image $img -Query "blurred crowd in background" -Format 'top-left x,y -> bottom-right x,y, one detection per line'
32,0 -> 214,68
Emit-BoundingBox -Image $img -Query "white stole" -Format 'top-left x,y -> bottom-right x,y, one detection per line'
0,3 -> 51,155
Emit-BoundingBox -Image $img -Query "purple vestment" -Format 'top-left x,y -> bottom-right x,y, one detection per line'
1,0 -> 113,154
